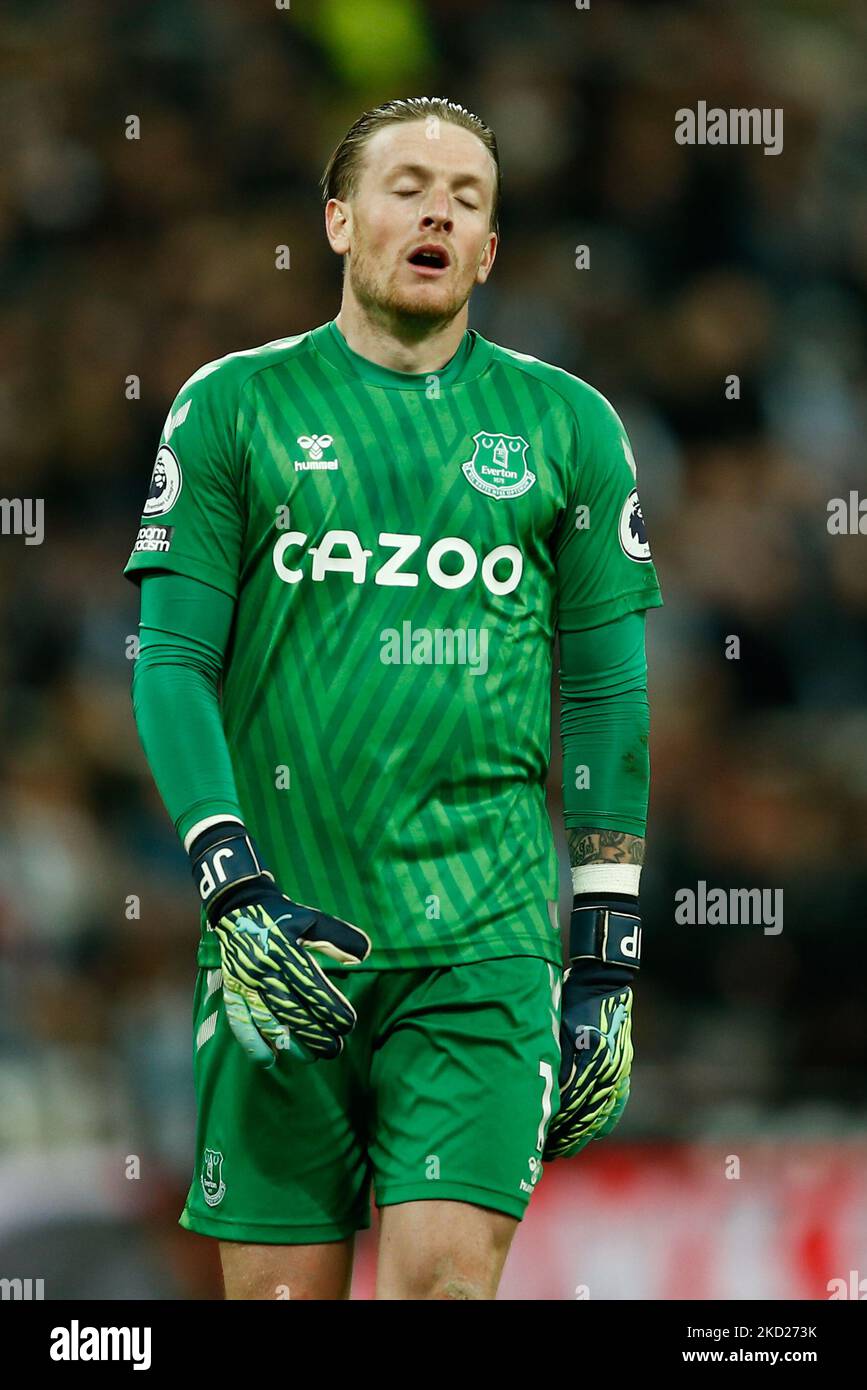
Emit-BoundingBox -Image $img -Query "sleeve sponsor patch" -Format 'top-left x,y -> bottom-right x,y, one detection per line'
144,445 -> 183,516
618,489 -> 652,562
133,524 -> 174,554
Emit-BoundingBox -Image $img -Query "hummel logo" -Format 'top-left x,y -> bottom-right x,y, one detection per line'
295,434 -> 339,471
297,434 -> 332,461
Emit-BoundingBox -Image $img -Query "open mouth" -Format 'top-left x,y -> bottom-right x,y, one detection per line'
407,245 -> 450,274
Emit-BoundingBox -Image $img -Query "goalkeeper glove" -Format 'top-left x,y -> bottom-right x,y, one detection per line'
189,820 -> 371,1069
543,894 -> 640,1160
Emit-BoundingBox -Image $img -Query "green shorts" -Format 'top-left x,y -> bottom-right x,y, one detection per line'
180,955 -> 563,1244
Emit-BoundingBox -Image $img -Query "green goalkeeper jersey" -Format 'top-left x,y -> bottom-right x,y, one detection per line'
124,320 -> 662,970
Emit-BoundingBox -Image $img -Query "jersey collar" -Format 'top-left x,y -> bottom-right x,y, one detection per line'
310,318 -> 493,389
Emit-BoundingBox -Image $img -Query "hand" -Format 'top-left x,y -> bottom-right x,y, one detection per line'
543,961 -> 634,1159
543,895 -> 640,1160
190,822 -> 371,1068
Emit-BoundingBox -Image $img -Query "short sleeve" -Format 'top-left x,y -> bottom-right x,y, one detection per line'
123,357 -> 244,598
554,385 -> 663,632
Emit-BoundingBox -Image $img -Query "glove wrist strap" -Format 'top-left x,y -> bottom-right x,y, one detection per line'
568,894 -> 642,972
189,821 -> 274,920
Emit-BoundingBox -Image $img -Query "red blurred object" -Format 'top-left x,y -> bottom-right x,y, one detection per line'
349,1143 -> 867,1300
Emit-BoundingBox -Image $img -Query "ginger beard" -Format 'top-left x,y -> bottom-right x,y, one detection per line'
345,219 -> 481,331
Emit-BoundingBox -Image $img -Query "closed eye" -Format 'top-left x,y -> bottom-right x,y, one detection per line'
456,198 -> 478,209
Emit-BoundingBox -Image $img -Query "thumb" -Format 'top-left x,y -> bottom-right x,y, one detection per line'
300,910 -> 372,965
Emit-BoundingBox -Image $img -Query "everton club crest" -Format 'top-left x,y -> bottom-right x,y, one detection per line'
461,431 -> 536,500
201,1147 -> 226,1207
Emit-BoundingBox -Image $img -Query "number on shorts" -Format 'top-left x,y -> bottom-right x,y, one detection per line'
537,1059 -> 554,1151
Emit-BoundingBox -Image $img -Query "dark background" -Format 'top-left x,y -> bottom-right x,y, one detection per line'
0,0 -> 865,1298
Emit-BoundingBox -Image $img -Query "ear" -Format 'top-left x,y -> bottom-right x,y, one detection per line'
475,231 -> 498,286
325,198 -> 351,257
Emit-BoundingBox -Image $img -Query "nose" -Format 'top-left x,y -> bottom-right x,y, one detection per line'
420,191 -> 453,235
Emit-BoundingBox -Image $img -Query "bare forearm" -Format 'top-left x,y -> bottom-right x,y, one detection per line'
567,828 -> 645,868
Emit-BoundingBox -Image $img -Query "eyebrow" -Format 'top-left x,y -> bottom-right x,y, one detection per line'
386,161 -> 487,190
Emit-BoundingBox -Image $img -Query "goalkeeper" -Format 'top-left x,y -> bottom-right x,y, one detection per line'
123,94 -> 662,1300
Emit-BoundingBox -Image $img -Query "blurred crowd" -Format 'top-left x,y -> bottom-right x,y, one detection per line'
0,0 -> 865,1296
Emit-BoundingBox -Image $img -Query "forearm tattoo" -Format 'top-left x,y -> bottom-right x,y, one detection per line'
568,828 -> 645,868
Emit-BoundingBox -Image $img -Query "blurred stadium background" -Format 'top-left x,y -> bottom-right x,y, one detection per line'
1,0 -> 866,1299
